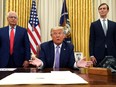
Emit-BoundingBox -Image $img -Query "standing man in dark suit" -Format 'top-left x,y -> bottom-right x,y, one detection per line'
89,3 -> 116,66
0,11 -> 31,68
30,26 -> 92,69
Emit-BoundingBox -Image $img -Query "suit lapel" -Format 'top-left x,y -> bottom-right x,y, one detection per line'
97,20 -> 106,36
14,26 -> 19,46
107,20 -> 111,34
60,42 -> 67,66
50,42 -> 55,66
6,26 -> 10,46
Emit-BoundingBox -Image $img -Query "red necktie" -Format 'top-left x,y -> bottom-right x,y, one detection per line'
10,28 -> 14,55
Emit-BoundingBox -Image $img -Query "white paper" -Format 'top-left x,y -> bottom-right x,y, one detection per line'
51,71 -> 72,73
0,68 -> 16,71
0,71 -> 88,85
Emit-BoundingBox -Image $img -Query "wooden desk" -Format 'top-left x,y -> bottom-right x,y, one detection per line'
0,68 -> 116,87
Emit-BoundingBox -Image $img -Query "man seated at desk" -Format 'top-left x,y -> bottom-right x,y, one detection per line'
29,26 -> 92,69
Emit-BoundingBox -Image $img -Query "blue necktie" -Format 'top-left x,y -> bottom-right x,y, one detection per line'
54,46 -> 60,68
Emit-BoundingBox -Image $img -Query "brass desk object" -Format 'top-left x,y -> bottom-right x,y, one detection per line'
88,67 -> 112,75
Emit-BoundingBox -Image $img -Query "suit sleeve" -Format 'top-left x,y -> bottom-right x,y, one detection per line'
68,44 -> 75,68
114,23 -> 116,44
89,23 -> 95,56
24,29 -> 31,60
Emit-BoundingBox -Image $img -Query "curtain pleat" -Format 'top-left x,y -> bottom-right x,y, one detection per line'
67,0 -> 92,60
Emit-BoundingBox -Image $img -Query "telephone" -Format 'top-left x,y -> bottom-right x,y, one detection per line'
98,56 -> 116,73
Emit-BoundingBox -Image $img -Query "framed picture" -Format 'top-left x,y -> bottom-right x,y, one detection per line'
74,52 -> 83,61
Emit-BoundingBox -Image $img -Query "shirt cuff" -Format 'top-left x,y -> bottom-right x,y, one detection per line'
74,62 -> 79,69
90,56 -> 94,58
38,61 -> 43,69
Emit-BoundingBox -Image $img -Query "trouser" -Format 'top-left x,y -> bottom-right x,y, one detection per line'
7,54 -> 16,68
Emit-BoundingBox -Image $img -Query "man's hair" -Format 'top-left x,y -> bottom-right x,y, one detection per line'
50,26 -> 65,34
7,11 -> 18,19
98,3 -> 109,10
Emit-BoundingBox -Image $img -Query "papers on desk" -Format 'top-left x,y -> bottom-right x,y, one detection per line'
0,68 -> 16,71
0,71 -> 88,85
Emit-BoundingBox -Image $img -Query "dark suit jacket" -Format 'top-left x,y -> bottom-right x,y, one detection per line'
39,40 -> 75,68
0,25 -> 31,68
89,19 -> 116,64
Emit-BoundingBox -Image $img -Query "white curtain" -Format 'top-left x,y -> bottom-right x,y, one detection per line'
93,0 -> 116,21
0,0 -> 4,27
37,0 -> 63,42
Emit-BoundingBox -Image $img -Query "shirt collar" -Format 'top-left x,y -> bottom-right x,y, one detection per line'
54,43 -> 62,48
100,18 -> 108,21
9,25 -> 16,29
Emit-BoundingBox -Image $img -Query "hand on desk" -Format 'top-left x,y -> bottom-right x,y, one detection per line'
29,57 -> 42,67
90,56 -> 97,66
76,58 -> 93,68
23,60 -> 29,68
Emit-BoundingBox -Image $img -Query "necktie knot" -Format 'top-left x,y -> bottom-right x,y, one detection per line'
11,28 -> 14,31
56,45 -> 60,48
11,27 -> 14,29
103,19 -> 106,21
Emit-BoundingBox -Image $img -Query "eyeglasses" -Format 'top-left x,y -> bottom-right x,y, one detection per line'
9,16 -> 17,19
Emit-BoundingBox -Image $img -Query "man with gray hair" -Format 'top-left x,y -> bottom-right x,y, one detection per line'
0,11 -> 31,68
